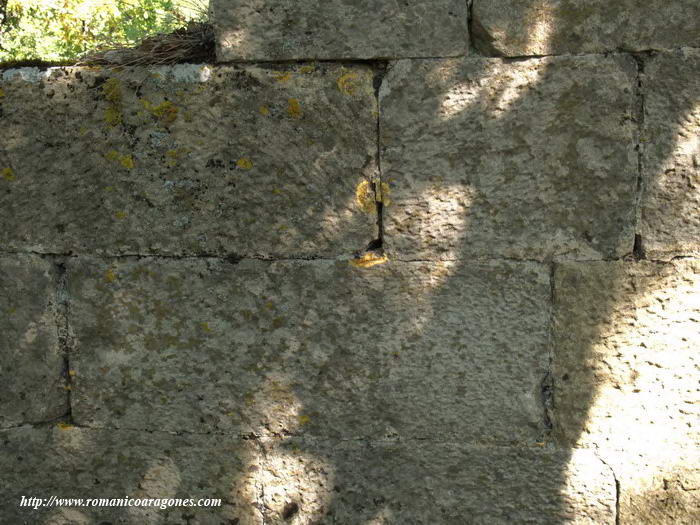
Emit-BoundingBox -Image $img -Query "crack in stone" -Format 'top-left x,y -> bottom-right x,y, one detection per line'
540,262 -> 556,442
55,260 -> 74,425
593,450 -> 621,525
631,52 -> 648,262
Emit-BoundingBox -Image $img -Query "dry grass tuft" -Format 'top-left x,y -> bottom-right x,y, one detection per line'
76,21 -> 214,66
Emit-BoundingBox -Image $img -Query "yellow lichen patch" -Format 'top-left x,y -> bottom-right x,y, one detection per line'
287,97 -> 303,118
298,64 -> 316,74
258,105 -> 270,116
201,321 -> 212,332
0,87 -> 4,100
2,167 -> 16,182
237,157 -> 254,170
140,99 -> 179,126
152,101 -> 178,125
298,415 -> 311,425
56,422 -> 74,430
105,150 -> 134,170
337,71 -> 360,96
115,210 -> 128,220
378,182 -> 391,206
164,148 -> 189,168
350,252 -> 389,269
68,370 -> 77,377
104,269 -> 118,283
273,71 -> 293,83
355,179 -> 376,214
102,78 -> 123,127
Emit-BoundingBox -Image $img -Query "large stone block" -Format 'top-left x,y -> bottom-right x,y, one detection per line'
472,0 -> 700,57
0,64 -> 377,257
259,438 -> 616,524
0,256 -> 67,428
67,257 -> 551,444
0,425 -> 262,524
553,260 -> 700,525
211,0 -> 468,61
640,50 -> 700,260
380,55 -> 638,260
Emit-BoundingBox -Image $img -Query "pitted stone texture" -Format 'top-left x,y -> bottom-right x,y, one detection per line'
381,56 -> 638,261
211,0 -> 468,61
0,425 -> 262,524
259,439 -> 615,524
553,260 -> 700,525
640,50 -> 700,260
0,256 -> 67,428
0,64 -> 376,258
68,257 -> 550,443
472,0 -> 700,57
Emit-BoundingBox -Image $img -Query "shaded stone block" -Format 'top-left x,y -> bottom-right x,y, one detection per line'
380,55 -> 638,260
0,425 -> 262,524
472,0 -> 700,57
640,49 -> 700,260
259,439 -> 616,524
0,255 -> 67,428
211,0 -> 468,61
67,257 -> 550,443
0,64 -> 377,258
553,259 -> 700,525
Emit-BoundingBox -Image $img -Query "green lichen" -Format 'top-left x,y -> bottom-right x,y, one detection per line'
102,78 -> 123,127
2,167 -> 16,182
140,98 -> 179,126
105,150 -> 134,170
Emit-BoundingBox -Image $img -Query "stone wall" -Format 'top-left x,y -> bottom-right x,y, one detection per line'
1,1 -> 698,524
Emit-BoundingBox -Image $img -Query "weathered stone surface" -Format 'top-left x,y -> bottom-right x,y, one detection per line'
0,256 -> 67,428
67,257 -> 550,443
0,425 -> 262,524
211,0 -> 468,61
640,50 -> 700,260
472,0 -> 700,56
259,439 -> 616,524
380,55 -> 638,260
0,64 -> 377,257
553,260 -> 700,525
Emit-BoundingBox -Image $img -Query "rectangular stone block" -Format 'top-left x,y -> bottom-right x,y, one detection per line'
553,260 -> 700,525
0,64 -> 377,258
640,49 -> 700,260
380,55 -> 638,260
260,439 -> 616,524
0,425 -> 262,524
0,255 -> 67,428
472,0 -> 700,56
211,0 -> 468,61
67,257 -> 551,444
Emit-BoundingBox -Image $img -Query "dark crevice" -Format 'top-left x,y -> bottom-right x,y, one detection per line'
595,452 -> 621,525
633,234 -> 646,260
631,53 -> 648,259
372,60 -> 389,252
468,0 -> 504,57
540,262 -> 556,441
281,502 -> 299,521
55,261 -> 74,425
466,0 -> 477,54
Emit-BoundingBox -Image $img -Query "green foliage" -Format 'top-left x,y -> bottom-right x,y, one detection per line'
0,0 -> 208,62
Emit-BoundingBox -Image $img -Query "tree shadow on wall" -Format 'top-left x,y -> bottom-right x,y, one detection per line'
263,4 -> 699,525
